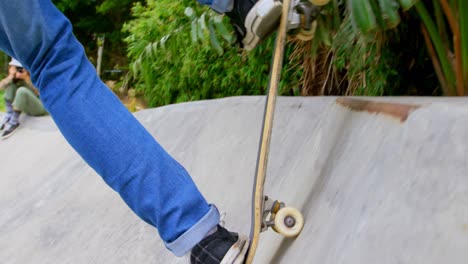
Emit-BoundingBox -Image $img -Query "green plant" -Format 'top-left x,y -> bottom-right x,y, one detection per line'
345,0 -> 467,95
123,0 -> 289,107
287,0 -> 405,96
53,0 -> 141,71
124,0 -> 457,102
415,0 -> 467,95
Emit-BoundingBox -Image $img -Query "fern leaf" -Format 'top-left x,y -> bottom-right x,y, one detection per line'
184,7 -> 196,20
348,0 -> 378,33
208,21 -> 224,55
398,0 -> 418,11
191,20 -> 198,43
378,0 -> 401,29
213,15 -> 234,43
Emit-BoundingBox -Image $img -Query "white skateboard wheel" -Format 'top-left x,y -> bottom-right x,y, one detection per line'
310,0 -> 330,6
295,20 -> 317,41
274,207 -> 304,237
296,29 -> 315,41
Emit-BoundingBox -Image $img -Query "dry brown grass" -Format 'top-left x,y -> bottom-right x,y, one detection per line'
288,38 -> 348,96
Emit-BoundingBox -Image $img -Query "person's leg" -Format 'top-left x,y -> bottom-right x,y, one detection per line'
1,108 -> 20,138
4,82 -> 17,102
1,83 -> 17,130
0,0 -> 233,257
198,0 -> 234,13
199,0 -> 282,50
0,101 -> 13,130
11,87 -> 47,116
2,86 -> 46,138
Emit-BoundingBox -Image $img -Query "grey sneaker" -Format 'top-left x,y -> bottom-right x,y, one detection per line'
190,225 -> 249,264
1,122 -> 20,139
226,0 -> 282,50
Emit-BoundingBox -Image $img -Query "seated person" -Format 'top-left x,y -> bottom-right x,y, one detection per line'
0,58 -> 47,138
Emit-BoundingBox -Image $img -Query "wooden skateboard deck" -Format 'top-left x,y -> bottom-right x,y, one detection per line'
244,0 -> 293,262
243,0 -> 330,262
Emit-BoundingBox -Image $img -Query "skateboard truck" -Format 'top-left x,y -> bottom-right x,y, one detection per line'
288,0 -> 326,41
295,1 -> 320,31
294,1 -> 320,41
261,196 -> 304,237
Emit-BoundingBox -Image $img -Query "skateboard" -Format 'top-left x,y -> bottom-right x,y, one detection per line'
244,1 -> 329,263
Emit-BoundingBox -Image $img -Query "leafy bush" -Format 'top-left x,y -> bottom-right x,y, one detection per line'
123,0 -> 293,107
123,0 -> 448,104
343,0 -> 468,95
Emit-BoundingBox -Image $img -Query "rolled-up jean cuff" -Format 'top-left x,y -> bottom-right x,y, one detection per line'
211,0 -> 234,13
165,204 -> 220,257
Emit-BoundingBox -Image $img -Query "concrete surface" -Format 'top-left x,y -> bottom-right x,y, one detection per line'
1,96 -> 468,264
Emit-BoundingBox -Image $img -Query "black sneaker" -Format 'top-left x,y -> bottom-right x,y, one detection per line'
190,225 -> 249,264
1,122 -> 20,139
226,0 -> 282,50
0,117 -> 10,131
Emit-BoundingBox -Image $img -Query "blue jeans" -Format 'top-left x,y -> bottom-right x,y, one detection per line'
0,0 -> 219,257
198,0 -> 234,13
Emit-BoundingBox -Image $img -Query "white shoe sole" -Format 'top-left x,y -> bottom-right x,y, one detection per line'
243,0 -> 283,51
220,235 -> 250,264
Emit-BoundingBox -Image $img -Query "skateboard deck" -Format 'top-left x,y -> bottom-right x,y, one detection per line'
244,0 -> 297,263
244,0 -> 329,263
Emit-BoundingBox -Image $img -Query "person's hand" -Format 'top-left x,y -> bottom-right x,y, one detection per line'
15,69 -> 30,81
0,67 -> 16,89
7,66 -> 17,79
8,72 -> 16,79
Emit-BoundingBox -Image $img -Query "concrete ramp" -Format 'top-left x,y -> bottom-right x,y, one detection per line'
1,97 -> 468,264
